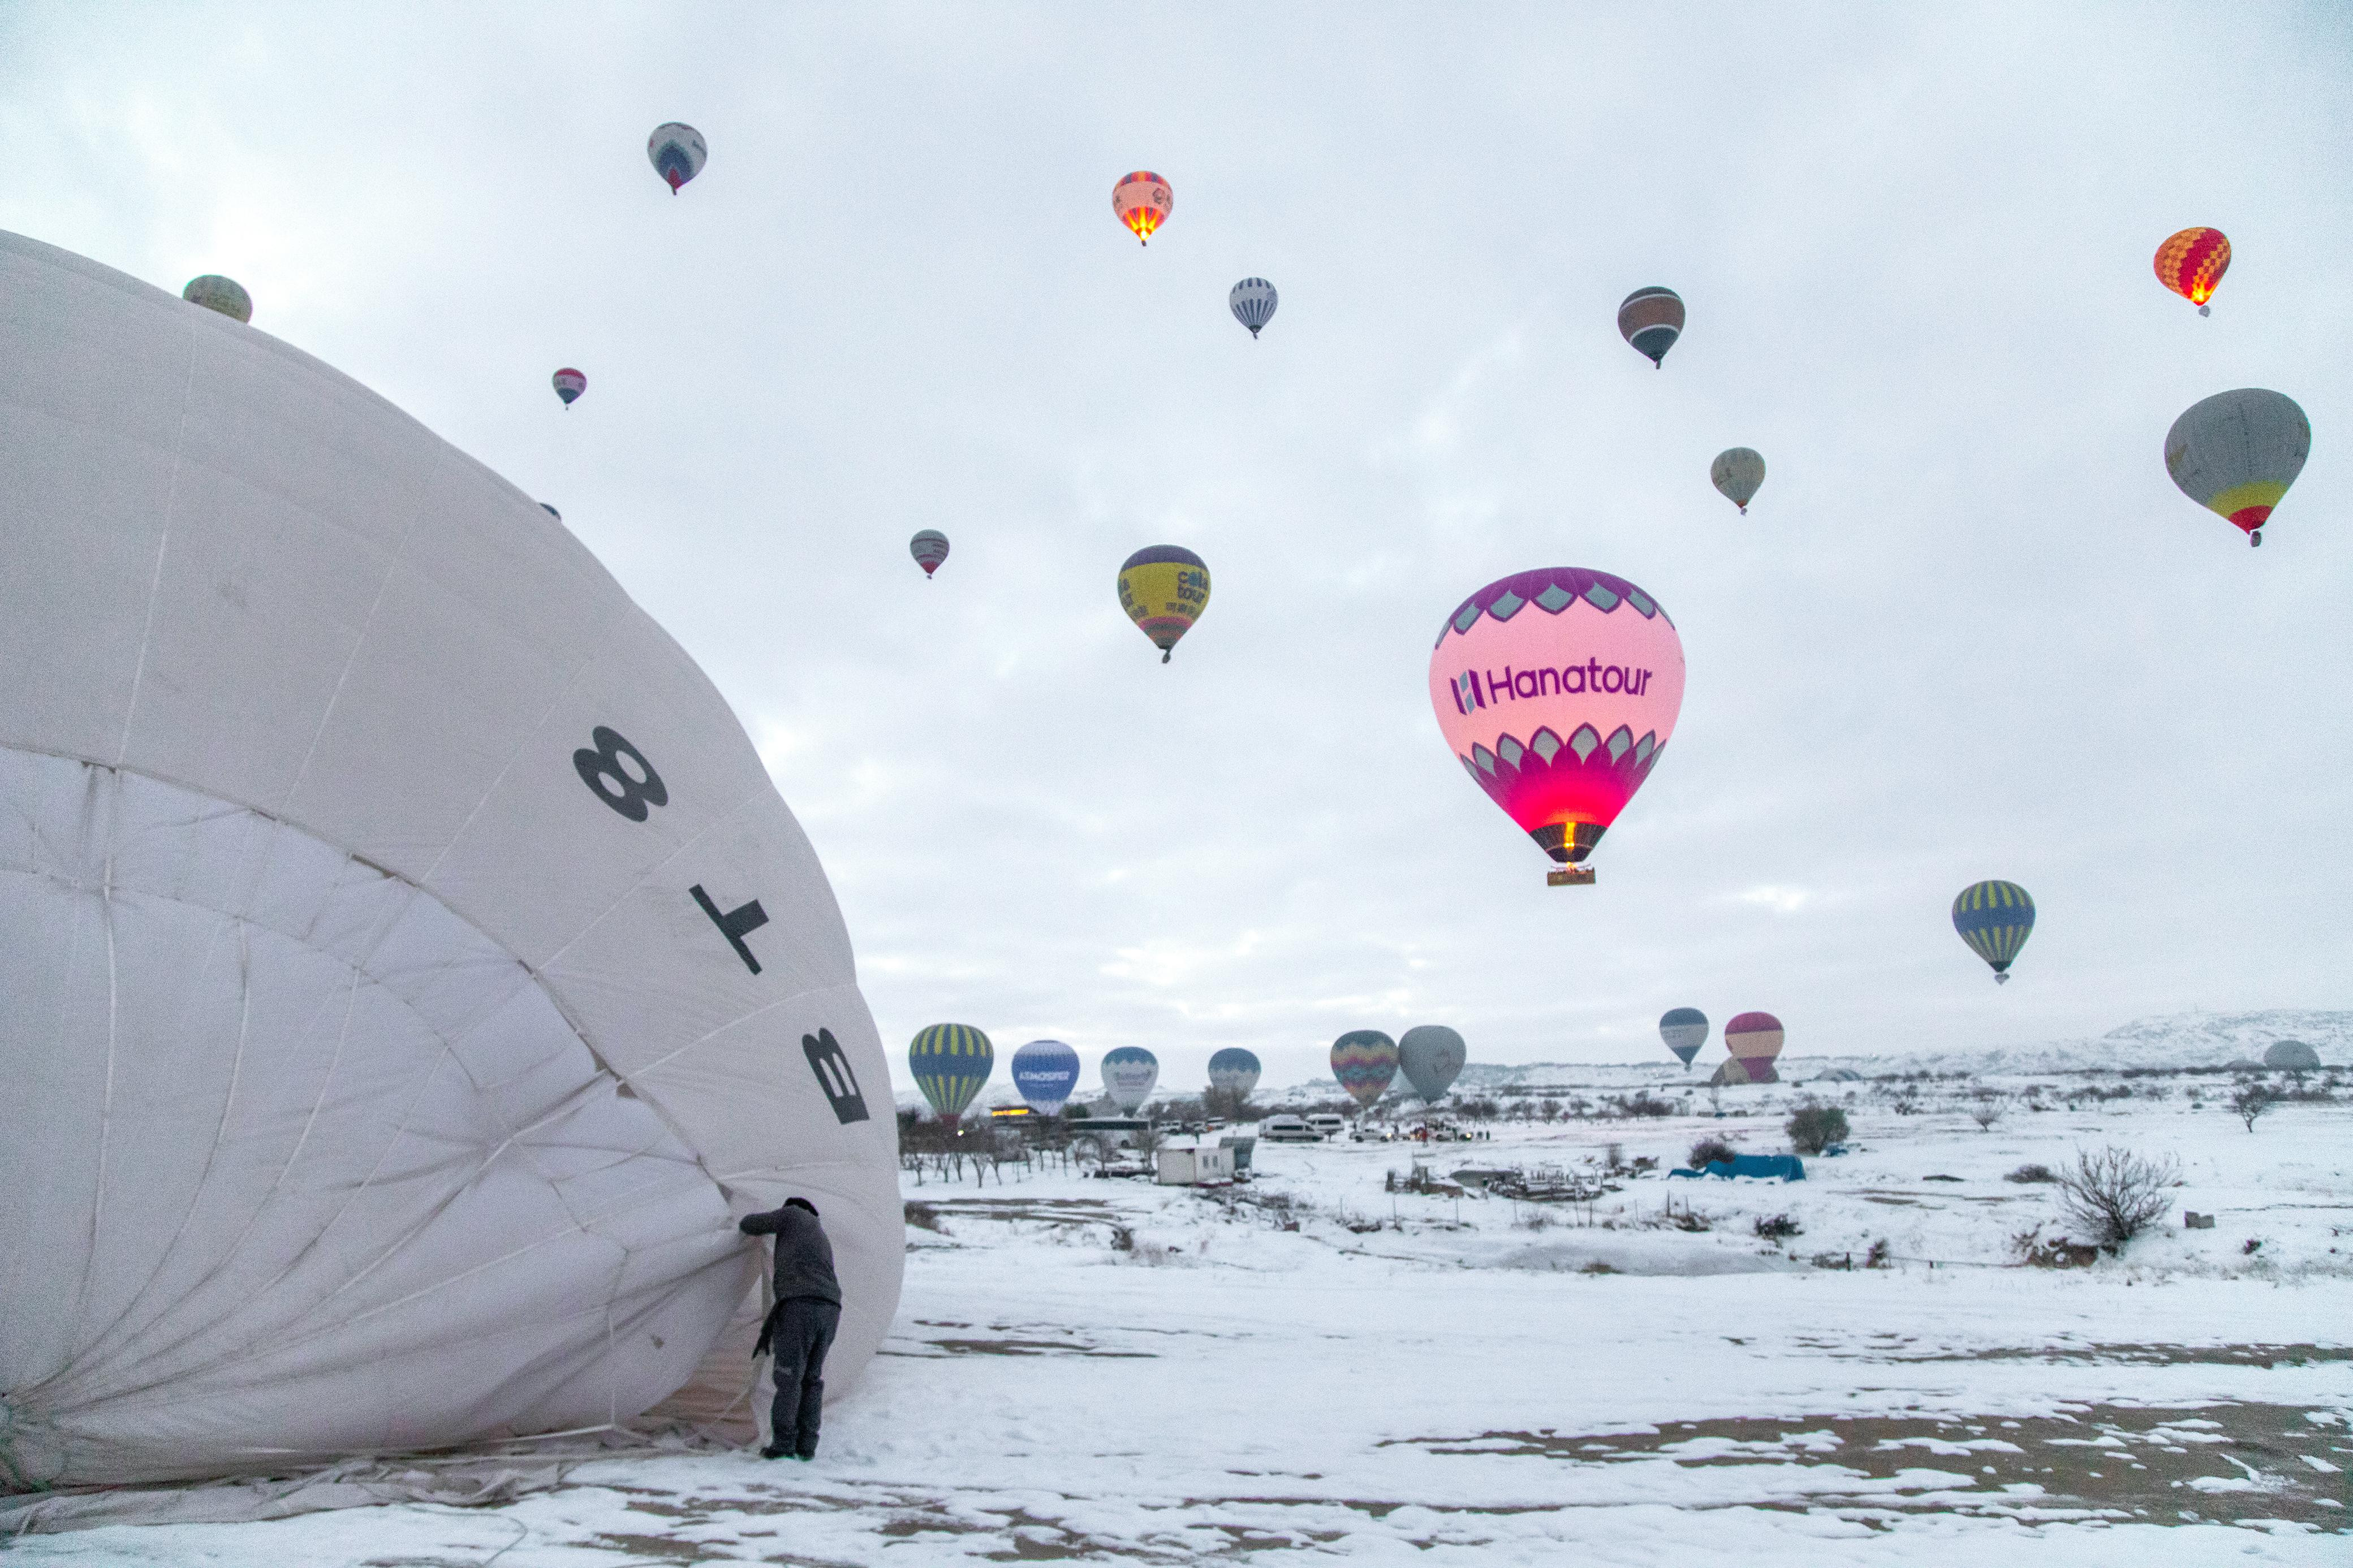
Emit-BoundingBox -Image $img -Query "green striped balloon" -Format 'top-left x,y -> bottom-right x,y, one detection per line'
1951,881 -> 2035,983
909,1023 -> 995,1120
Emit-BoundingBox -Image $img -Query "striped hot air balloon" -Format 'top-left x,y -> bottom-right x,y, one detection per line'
1330,1030 -> 1399,1109
2154,227 -> 2230,316
1722,1012 -> 1783,1084
1229,278 -> 1278,338
1618,286 -> 1684,367
1951,880 -> 2035,985
910,529 -> 950,578
1117,546 -> 1210,663
1207,1047 -> 1262,1100
1113,171 -> 1171,245
1710,448 -> 1765,514
551,368 -> 586,408
647,123 -> 707,193
180,275 -> 251,323
1101,1046 -> 1159,1113
1658,1007 -> 1708,1068
2165,388 -> 2309,547
908,1023 -> 994,1122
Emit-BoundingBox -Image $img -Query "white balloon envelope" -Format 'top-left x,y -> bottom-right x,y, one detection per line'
0,232 -> 902,1487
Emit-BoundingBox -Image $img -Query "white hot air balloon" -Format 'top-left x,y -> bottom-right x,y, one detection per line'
1710,447 -> 1765,514
0,230 -> 902,1488
1229,277 -> 1278,338
647,122 -> 708,192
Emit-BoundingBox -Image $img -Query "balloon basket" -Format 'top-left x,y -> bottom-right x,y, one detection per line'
1546,866 -> 1596,887
1994,973 -> 2010,985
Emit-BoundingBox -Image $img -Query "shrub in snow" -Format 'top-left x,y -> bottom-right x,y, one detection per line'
2054,1146 -> 2180,1251
2229,1080 -> 2275,1132
2005,1163 -> 2058,1184
1688,1135 -> 1737,1169
1969,1090 -> 2006,1131
1754,1213 -> 1803,1241
1785,1102 -> 1850,1156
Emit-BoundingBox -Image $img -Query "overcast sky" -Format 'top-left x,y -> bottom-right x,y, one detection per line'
5,3 -> 2348,1095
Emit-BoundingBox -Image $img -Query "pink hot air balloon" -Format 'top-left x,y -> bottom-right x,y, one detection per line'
1427,568 -> 1685,885
1722,1012 -> 1784,1085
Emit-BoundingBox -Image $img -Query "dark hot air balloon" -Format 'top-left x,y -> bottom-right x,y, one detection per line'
181,275 -> 251,323
1618,287 -> 1683,367
552,368 -> 586,408
1230,278 -> 1278,338
1207,1047 -> 1262,1100
1951,880 -> 2035,984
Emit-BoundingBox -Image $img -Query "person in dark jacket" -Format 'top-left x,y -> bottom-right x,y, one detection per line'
738,1196 -> 842,1460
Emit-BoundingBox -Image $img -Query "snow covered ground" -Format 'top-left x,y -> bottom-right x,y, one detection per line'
12,1075 -> 2348,1563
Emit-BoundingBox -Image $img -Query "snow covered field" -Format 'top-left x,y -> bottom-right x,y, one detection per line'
12,1073 -> 2348,1563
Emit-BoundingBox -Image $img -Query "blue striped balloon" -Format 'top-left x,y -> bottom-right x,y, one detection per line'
1951,881 -> 2035,984
909,1023 -> 994,1120
1229,278 -> 1278,338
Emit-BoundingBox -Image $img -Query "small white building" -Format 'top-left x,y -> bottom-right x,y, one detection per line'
1154,1143 -> 1236,1186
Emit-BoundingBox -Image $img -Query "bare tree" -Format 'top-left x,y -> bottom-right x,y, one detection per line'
1968,1090 -> 2006,1133
2054,1146 -> 2179,1250
2229,1080 -> 2274,1133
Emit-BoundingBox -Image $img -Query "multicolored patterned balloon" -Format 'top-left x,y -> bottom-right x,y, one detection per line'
1658,1007 -> 1708,1068
647,123 -> 707,193
1113,171 -> 1171,245
551,368 -> 586,407
909,1023 -> 993,1121
1118,545 -> 1210,663
1101,1046 -> 1159,1113
1330,1030 -> 1399,1108
180,275 -> 251,323
1397,1026 -> 1466,1104
1011,1039 -> 1081,1115
1230,277 -> 1277,338
1207,1047 -> 1262,1099
1710,448 -> 1765,514
1618,286 -> 1684,367
2165,388 -> 2309,547
910,529 -> 950,578
1951,880 -> 2035,984
2154,226 -> 2229,315
1428,568 -> 1685,882
1723,1012 -> 1783,1084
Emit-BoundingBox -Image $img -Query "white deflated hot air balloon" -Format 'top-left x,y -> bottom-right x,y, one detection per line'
0,231 -> 902,1488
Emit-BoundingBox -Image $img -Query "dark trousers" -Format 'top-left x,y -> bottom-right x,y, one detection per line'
765,1298 -> 841,1458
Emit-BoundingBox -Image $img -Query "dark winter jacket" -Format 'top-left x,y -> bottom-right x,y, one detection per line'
739,1203 -> 842,1306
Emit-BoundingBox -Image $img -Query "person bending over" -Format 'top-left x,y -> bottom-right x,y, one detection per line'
739,1196 -> 842,1461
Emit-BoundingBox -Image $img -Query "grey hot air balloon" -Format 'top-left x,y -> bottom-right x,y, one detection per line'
2164,388 -> 2309,547
1658,1007 -> 1708,1068
910,529 -> 950,578
1102,1046 -> 1159,1113
181,275 -> 251,323
1229,277 -> 1278,338
1710,448 -> 1765,514
1397,1025 -> 1466,1104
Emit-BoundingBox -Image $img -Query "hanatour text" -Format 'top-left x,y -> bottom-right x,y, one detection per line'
1450,662 -> 1653,713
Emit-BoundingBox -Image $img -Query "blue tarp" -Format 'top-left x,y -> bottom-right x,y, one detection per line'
1668,1154 -> 1805,1181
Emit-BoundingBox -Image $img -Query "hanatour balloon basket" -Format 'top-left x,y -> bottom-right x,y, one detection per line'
1546,866 -> 1597,887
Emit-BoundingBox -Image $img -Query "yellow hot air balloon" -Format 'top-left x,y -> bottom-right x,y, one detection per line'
1117,546 -> 1209,662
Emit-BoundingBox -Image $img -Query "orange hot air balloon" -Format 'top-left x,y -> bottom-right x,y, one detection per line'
2154,227 -> 2230,316
1113,171 -> 1171,245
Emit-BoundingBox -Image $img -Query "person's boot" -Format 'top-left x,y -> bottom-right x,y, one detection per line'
760,1444 -> 791,1459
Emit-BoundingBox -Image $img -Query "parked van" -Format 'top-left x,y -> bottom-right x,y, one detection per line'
1304,1113 -> 1347,1139
1257,1114 -> 1320,1143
